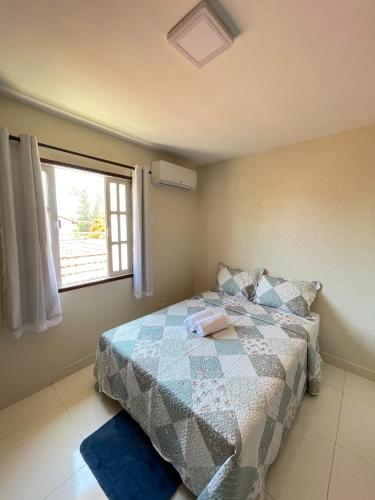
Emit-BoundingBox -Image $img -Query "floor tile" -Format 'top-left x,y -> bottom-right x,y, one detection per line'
0,406 -> 84,500
46,465 -> 106,500
322,363 -> 346,392
171,483 -> 195,500
0,385 -> 61,441
54,364 -> 96,403
65,388 -> 121,439
328,446 -> 375,500
294,383 -> 342,441
266,423 -> 334,500
337,394 -> 375,465
344,372 -> 375,407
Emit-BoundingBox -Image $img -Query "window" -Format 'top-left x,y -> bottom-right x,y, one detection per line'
42,162 -> 132,289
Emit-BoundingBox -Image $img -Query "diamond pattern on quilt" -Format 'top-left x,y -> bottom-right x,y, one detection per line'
95,290 -> 322,500
111,341 -> 135,368
141,314 -> 167,327
132,338 -> 161,359
186,338 -> 218,356
190,356 -> 224,379
250,354 -> 286,380
267,337 -> 293,356
218,354 -> 257,379
257,324 -> 290,340
133,358 -> 160,392
192,378 -> 232,414
184,418 -> 216,468
138,326 -> 164,340
160,338 -> 188,357
167,304 -> 188,316
155,423 -> 186,468
165,315 -> 186,326
197,410 -> 239,464
112,323 -> 141,341
158,355 -> 191,381
236,325 -> 264,339
161,380 -> 193,421
211,325 -> 238,340
276,383 -> 293,424
240,338 -> 274,356
173,418 -> 189,458
258,415 -> 276,464
149,390 -> 172,428
187,305 -> 205,315
229,314 -> 256,327
162,325 -> 187,340
226,378 -> 259,409
262,378 -> 285,420
265,420 -> 284,465
108,371 -> 129,399
214,339 -> 246,356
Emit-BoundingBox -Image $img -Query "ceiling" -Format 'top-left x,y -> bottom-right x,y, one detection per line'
1,0 -> 375,164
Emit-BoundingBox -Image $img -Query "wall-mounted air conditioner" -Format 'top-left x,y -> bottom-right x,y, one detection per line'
151,161 -> 197,191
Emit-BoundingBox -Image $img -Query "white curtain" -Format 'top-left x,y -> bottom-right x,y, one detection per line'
132,165 -> 153,299
0,129 -> 62,338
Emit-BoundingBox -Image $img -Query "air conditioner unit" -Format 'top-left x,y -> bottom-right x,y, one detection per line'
151,161 -> 197,190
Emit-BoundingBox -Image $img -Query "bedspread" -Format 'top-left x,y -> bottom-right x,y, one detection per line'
94,291 -> 321,499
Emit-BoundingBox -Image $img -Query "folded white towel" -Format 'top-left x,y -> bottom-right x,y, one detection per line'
184,310 -> 213,331
195,312 -> 229,337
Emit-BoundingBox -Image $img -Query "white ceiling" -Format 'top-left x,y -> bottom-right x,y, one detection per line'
1,0 -> 375,164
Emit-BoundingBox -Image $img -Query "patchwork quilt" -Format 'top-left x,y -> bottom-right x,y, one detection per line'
94,291 -> 321,500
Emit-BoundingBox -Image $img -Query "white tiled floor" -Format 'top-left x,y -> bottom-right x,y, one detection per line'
0,363 -> 374,500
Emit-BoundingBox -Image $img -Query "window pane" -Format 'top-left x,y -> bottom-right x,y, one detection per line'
121,243 -> 128,270
112,244 -> 119,272
110,182 -> 117,211
42,163 -> 132,287
52,166 -> 107,286
119,184 -> 126,212
111,214 -> 119,242
120,215 -> 127,241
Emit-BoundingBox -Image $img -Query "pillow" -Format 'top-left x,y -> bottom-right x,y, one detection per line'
255,275 -> 320,318
215,263 -> 264,300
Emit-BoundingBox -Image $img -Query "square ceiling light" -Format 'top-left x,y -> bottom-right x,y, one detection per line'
167,1 -> 234,68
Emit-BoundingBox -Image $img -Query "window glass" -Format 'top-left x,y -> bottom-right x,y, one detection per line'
41,163 -> 132,288
119,183 -> 126,212
110,182 -> 117,211
121,243 -> 128,270
120,214 -> 127,241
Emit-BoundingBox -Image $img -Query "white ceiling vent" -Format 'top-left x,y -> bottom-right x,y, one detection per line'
167,1 -> 234,68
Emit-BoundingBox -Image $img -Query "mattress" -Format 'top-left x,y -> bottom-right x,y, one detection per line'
94,291 -> 321,500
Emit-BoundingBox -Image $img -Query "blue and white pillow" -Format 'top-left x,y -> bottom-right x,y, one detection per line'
255,275 -> 320,318
216,263 -> 264,300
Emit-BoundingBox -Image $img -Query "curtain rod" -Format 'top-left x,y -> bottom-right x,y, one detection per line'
8,134 -> 135,171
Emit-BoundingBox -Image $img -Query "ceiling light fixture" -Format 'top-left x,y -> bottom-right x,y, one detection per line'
167,0 -> 234,68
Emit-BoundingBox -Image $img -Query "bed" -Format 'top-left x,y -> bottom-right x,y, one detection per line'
94,290 -> 321,500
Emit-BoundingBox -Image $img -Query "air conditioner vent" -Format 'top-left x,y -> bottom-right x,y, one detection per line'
151,161 -> 197,190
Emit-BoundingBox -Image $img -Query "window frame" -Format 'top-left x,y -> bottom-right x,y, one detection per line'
105,177 -> 133,277
41,158 -> 133,293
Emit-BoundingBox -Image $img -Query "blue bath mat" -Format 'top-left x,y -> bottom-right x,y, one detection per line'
80,410 -> 181,500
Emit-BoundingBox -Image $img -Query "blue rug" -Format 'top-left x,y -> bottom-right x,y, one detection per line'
80,410 -> 181,500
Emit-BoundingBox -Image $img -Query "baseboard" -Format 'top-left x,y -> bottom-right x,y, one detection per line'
0,353 -> 96,411
321,352 -> 375,382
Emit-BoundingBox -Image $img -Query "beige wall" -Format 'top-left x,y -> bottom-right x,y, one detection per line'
0,95 -> 197,407
196,125 -> 375,380
1,93 -> 375,406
